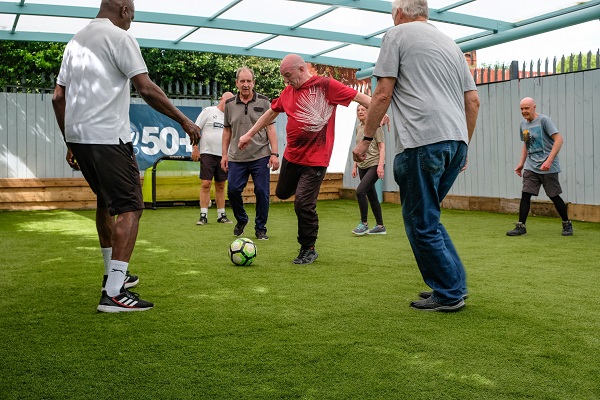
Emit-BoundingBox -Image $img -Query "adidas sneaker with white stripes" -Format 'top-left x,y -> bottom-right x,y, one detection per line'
97,289 -> 154,313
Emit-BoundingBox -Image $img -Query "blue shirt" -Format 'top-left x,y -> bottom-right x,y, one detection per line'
521,114 -> 560,174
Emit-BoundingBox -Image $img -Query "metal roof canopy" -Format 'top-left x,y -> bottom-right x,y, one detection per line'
0,0 -> 599,76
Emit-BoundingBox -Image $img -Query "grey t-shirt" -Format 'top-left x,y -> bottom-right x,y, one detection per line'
223,92 -> 274,162
521,114 -> 560,174
373,21 -> 476,154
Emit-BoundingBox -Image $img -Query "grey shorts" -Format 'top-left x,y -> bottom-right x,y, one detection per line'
522,169 -> 562,197
68,141 -> 144,216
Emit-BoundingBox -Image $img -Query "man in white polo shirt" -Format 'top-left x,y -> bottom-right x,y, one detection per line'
52,0 -> 200,313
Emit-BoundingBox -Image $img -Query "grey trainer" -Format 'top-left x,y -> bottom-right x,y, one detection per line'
506,222 -> 526,236
562,220 -> 573,236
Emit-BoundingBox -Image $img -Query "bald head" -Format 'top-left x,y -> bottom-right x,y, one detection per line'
280,54 -> 312,89
520,97 -> 537,122
217,92 -> 234,111
98,0 -> 135,30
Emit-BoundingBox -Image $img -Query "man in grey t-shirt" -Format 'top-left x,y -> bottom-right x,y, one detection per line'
352,0 -> 480,312
221,67 -> 279,240
506,97 -> 572,237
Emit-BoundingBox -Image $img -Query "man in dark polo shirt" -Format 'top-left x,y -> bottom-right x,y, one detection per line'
220,67 -> 280,240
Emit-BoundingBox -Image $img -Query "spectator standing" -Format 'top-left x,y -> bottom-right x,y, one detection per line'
351,105 -> 387,236
191,92 -> 235,225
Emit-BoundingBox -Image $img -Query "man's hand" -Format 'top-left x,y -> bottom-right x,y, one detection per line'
191,145 -> 200,162
220,154 -> 229,172
514,163 -> 524,177
540,159 -> 552,171
66,147 -> 79,171
182,119 -> 200,146
352,140 -> 370,163
238,133 -> 252,150
268,155 -> 280,171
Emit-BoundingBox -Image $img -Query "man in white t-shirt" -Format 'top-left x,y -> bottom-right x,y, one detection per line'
52,0 -> 200,313
191,92 -> 235,225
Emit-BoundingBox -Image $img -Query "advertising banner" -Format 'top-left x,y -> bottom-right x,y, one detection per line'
129,104 -> 202,171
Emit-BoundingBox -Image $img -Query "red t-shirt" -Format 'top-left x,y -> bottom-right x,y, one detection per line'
271,76 -> 357,167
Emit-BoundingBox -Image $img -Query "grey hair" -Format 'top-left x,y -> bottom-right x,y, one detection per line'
235,67 -> 255,81
392,0 -> 429,20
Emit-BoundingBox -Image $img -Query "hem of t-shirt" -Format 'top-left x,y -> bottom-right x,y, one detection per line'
127,68 -> 149,79
65,138 -> 132,145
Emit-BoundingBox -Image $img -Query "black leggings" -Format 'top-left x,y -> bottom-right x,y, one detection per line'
519,192 -> 569,223
357,166 -> 383,226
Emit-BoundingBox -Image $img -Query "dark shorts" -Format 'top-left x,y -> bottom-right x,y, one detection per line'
522,169 -> 562,197
68,141 -> 144,216
200,153 -> 228,182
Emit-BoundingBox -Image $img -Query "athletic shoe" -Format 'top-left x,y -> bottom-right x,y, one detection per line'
367,225 -> 387,235
124,271 -> 139,289
506,222 -> 526,236
233,222 -> 247,237
410,296 -> 465,312
102,271 -> 139,291
217,214 -> 233,224
256,231 -> 269,240
419,291 -> 469,300
97,289 -> 154,313
352,222 -> 369,235
562,220 -> 573,236
196,213 -> 208,225
293,246 -> 318,265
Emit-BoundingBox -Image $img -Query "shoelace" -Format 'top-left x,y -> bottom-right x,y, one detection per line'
297,248 -> 309,260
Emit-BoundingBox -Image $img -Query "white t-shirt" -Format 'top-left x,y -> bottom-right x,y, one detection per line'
56,18 -> 148,144
195,106 -> 225,156
373,21 -> 477,154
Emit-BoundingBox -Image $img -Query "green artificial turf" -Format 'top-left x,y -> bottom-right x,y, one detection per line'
1,200 -> 599,399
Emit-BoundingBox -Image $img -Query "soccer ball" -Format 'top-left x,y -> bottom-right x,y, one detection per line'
229,238 -> 257,266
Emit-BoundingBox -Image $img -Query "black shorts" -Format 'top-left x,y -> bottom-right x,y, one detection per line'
200,153 -> 228,182
522,169 -> 562,197
68,141 -> 144,216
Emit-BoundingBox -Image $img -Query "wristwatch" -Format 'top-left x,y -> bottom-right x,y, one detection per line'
362,136 -> 374,141
270,152 -> 279,157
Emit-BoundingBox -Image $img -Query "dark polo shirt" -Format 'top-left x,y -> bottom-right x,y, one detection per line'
224,92 -> 274,162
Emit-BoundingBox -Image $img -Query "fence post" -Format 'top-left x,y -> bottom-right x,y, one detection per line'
510,61 -> 519,80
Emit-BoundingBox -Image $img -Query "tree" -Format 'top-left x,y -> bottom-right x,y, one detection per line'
556,52 -> 598,73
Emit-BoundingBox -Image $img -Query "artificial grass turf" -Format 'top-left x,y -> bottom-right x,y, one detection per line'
1,200 -> 599,399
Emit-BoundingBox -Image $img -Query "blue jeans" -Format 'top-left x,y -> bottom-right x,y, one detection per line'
393,140 -> 468,304
227,156 -> 270,233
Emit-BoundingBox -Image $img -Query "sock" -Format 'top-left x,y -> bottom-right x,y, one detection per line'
101,247 -> 112,275
105,260 -> 128,297
201,208 -> 208,216
217,208 -> 226,217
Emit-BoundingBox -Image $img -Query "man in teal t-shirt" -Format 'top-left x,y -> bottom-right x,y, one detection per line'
506,97 -> 573,237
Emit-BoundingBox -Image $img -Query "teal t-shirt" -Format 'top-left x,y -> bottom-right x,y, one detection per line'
520,114 -> 560,174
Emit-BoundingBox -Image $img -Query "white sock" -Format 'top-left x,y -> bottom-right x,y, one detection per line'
106,260 -> 128,297
201,208 -> 208,216
217,208 -> 225,217
101,247 -> 112,275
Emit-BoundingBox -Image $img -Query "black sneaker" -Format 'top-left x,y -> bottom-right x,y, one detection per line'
233,222 -> 247,237
102,271 -> 139,290
196,213 -> 208,225
124,271 -> 139,289
217,214 -> 233,224
419,291 -> 469,300
256,231 -> 269,240
410,296 -> 465,312
97,289 -> 154,313
506,222 -> 526,236
293,246 -> 318,265
562,220 -> 573,236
